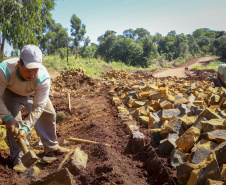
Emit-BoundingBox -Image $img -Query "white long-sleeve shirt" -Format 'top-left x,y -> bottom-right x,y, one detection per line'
218,64 -> 226,81
0,58 -> 50,130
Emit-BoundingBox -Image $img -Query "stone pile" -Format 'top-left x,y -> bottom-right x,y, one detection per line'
103,69 -> 129,80
112,77 -> 226,185
51,68 -> 94,92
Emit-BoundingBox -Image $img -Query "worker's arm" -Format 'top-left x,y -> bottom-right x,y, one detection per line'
0,68 -> 18,134
23,76 -> 51,130
217,72 -> 226,87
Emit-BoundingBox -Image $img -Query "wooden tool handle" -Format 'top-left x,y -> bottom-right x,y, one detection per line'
14,127 -> 29,154
69,137 -> 111,147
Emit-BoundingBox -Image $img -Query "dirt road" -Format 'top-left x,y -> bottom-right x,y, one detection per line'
153,57 -> 219,78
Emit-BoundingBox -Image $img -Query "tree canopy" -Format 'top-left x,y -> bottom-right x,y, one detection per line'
0,0 -> 55,57
1,3 -> 226,65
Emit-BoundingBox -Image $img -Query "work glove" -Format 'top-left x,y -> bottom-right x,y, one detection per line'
17,129 -> 27,142
5,118 -> 27,142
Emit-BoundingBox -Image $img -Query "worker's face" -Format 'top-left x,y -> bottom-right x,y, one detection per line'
18,61 -> 39,81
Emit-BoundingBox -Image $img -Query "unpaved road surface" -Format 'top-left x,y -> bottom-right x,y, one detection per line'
153,57 -> 219,78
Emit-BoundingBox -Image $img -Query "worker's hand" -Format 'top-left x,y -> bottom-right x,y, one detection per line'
5,118 -> 19,134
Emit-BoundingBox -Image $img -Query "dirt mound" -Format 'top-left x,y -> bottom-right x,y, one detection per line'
51,68 -> 96,92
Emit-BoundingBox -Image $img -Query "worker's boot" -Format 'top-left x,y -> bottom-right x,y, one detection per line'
45,146 -> 70,157
55,146 -> 70,155
13,162 -> 26,173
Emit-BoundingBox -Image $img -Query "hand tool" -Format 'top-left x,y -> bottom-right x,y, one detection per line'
14,127 -> 38,168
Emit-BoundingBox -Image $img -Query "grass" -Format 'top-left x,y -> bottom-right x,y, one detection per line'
42,55 -> 159,78
162,64 -> 173,68
193,60 -> 225,71
4,54 -> 225,78
193,65 -> 201,69
204,60 -> 225,71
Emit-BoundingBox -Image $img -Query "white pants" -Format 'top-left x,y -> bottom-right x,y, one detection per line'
3,89 -> 59,165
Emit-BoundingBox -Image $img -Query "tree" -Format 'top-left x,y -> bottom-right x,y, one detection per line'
174,34 -> 188,58
70,14 -> 86,58
81,43 -> 98,59
153,33 -> 162,45
216,35 -> 226,60
98,34 -> 117,62
134,28 -> 150,40
193,28 -> 209,38
39,17 -> 69,55
158,33 -> 175,55
0,0 -> 55,57
187,35 -> 200,55
123,29 -> 135,38
97,30 -> 116,43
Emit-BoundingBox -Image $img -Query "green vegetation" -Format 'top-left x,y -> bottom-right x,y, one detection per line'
56,111 -> 69,123
1,1 -> 226,69
193,65 -> 201,69
0,0 -> 55,58
193,60 -> 225,71
205,60 -> 225,70
162,64 -> 173,68
43,55 -> 157,78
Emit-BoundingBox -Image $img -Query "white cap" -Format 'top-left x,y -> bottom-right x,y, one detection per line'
20,45 -> 43,69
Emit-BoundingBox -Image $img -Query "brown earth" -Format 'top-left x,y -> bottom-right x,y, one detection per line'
153,57 -> 219,78
0,57 -> 218,185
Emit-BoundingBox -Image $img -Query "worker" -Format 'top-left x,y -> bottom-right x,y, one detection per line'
213,64 -> 226,87
0,45 -> 70,172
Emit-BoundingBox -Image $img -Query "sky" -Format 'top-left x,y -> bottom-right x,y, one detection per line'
50,0 -> 226,43
4,0 -> 226,55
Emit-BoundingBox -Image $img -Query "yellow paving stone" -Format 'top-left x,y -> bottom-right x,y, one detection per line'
112,97 -> 121,105
166,94 -> 175,103
187,153 -> 221,185
206,179 -> 225,185
219,97 -> 226,108
146,84 -> 158,91
158,87 -> 168,94
191,139 -> 218,154
160,101 -> 172,109
134,100 -> 146,107
139,105 -> 150,116
179,88 -> 187,93
0,139 -> 9,150
176,127 -> 200,153
139,91 -> 151,98
125,125 -> 139,136
198,108 -> 222,120
210,95 -> 220,105
193,101 -> 205,106
161,116 -> 178,135
127,99 -> 136,107
147,100 -> 161,111
201,119 -> 225,132
139,116 -> 149,125
149,128 -> 161,134
0,125 -> 7,140
180,116 -> 197,130
220,164 -> 226,181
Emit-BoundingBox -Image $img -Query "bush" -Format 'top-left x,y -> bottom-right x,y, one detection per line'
168,52 -> 173,61
193,65 -> 200,69
58,47 -> 68,59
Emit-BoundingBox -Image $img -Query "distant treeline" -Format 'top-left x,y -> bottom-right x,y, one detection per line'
1,1 -> 225,67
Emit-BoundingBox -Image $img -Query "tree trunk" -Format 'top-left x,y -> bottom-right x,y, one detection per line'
0,34 -> 5,60
67,44 -> 69,65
